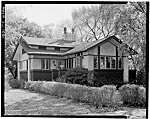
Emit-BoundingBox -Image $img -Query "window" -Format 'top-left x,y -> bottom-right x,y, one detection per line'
55,47 -> 60,51
39,46 -> 46,50
118,57 -> 122,69
100,56 -> 116,69
76,57 -> 80,67
111,57 -> 116,69
106,57 -> 110,68
22,49 -> 26,54
68,58 -> 73,68
93,56 -> 98,69
41,59 -> 49,70
20,61 -> 27,70
100,57 -> 105,69
58,60 -> 64,69
51,59 -> 57,69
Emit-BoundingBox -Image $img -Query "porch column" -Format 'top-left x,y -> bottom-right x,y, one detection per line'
28,58 -> 31,81
123,56 -> 129,82
17,60 -> 20,79
88,55 -> 93,70
98,46 -> 100,69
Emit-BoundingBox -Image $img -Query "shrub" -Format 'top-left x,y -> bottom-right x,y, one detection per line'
119,84 -> 146,107
57,68 -> 88,85
26,81 -> 119,107
136,68 -> 146,86
19,79 -> 26,89
9,79 -> 20,88
57,69 -> 125,88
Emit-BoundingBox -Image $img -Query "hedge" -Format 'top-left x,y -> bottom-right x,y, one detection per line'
119,84 -> 146,107
9,79 -> 26,89
25,81 -> 120,107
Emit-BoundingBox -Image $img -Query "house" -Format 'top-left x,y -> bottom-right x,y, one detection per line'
12,27 -> 138,82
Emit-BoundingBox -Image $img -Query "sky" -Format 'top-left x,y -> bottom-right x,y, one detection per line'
14,4 -> 92,27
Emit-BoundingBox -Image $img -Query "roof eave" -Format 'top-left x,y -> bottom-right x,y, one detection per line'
11,36 -> 23,61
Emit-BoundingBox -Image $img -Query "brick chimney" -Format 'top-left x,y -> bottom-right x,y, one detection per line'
64,27 -> 67,34
62,27 -> 76,41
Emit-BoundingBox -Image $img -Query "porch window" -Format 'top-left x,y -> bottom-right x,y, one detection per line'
106,57 -> 110,68
118,57 -> 122,69
100,57 -> 105,69
93,56 -> 98,69
42,59 -> 49,70
58,60 -> 64,69
76,57 -> 80,67
111,57 -> 116,69
69,58 -> 73,68
100,56 -> 116,69
20,60 -> 27,70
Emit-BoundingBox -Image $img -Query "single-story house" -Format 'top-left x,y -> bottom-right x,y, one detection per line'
12,28 -> 138,82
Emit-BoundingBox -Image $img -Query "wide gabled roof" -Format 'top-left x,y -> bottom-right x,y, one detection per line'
64,36 -> 118,55
12,35 -> 138,61
64,36 -> 138,55
22,36 -> 82,48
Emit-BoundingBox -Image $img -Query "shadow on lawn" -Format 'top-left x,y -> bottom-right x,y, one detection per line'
5,94 -> 98,115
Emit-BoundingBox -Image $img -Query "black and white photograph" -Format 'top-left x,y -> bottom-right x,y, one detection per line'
3,1 -> 147,118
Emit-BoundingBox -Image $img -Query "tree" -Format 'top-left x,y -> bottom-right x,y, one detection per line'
53,19 -> 75,39
114,2 -> 146,71
72,4 -> 121,41
5,5 -> 46,79
43,23 -> 55,39
72,2 -> 146,74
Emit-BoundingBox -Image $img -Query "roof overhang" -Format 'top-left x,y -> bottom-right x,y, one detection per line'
64,35 -> 138,55
12,35 -> 138,61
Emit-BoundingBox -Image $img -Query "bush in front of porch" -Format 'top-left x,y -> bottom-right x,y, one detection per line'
56,68 -> 124,88
25,81 -> 119,108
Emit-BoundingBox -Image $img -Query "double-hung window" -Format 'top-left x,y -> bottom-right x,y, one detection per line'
42,59 -> 49,70
118,57 -> 122,69
76,57 -> 80,67
100,56 -> 116,69
100,57 -> 105,69
93,56 -> 98,69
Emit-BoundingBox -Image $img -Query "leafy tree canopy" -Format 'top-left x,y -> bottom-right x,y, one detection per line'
5,5 -> 46,79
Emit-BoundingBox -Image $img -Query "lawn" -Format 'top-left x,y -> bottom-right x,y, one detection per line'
4,89 -> 146,117
4,89 -> 118,115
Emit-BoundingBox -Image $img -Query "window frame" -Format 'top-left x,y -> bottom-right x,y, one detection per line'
76,57 -> 80,67
100,56 -> 106,69
100,56 -> 116,69
41,59 -> 49,70
20,60 -> 27,71
118,57 -> 123,69
111,57 -> 116,69
58,59 -> 65,69
93,56 -> 98,69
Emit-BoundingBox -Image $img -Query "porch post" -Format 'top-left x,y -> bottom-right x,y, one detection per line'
116,47 -> 118,69
98,46 -> 100,69
17,60 -> 20,79
28,58 -> 31,81
123,56 -> 129,82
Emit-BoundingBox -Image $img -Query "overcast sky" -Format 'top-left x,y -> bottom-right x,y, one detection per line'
18,4 -> 92,26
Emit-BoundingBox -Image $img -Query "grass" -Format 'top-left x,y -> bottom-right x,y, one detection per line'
4,74 -> 12,92
4,89 -> 146,117
4,89 -> 122,116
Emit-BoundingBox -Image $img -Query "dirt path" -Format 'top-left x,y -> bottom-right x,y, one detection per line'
4,89 -> 146,117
